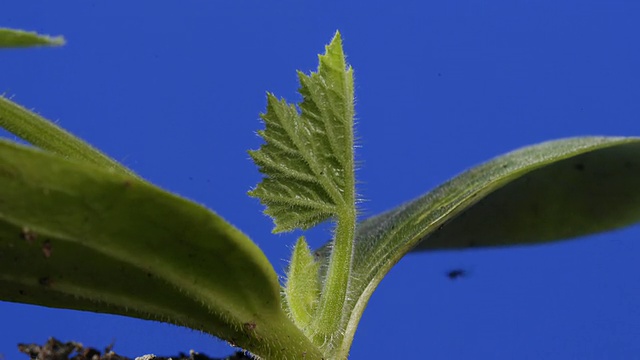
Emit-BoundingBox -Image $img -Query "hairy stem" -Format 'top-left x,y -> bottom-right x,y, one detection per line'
312,206 -> 356,351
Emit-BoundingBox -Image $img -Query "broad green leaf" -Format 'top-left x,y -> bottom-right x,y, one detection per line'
284,237 -> 321,333
249,32 -> 357,345
0,96 -> 136,178
315,137 -> 640,358
0,140 -> 323,360
414,139 -> 640,251
0,28 -> 64,48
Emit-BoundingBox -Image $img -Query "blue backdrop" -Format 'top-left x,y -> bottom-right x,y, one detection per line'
2,2 -> 639,359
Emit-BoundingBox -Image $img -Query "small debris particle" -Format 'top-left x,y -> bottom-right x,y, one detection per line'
82,347 -> 101,359
20,227 -> 37,243
446,269 -> 466,280
243,321 -> 256,332
135,355 -> 156,360
42,240 -> 53,258
38,276 -> 53,287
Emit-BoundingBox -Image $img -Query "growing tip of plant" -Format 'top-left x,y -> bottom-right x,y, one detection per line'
248,31 -> 358,353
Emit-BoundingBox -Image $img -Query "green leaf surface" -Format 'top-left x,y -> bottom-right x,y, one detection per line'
0,28 -> 64,48
0,140 -> 323,360
316,136 -> 640,358
248,31 -> 355,233
284,237 -> 321,334
0,96 -> 135,177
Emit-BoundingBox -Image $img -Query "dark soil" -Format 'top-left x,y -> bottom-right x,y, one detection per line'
17,338 -> 253,360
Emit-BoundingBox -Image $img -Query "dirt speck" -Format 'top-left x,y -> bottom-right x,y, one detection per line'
38,277 -> 53,287
243,321 -> 256,332
446,269 -> 467,280
42,240 -> 53,258
20,227 -> 37,244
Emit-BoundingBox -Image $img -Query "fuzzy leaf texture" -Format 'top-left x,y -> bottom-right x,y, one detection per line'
0,140 -> 324,360
249,32 -> 355,233
0,96 -> 136,178
284,237 -> 321,333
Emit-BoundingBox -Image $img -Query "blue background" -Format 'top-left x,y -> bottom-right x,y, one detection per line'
2,2 -> 640,359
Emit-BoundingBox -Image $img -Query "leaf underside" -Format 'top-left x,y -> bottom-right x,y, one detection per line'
0,140 -> 323,360
314,136 -> 640,357
0,28 -> 64,48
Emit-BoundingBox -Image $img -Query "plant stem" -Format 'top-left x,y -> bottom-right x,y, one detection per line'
311,124 -> 357,354
312,206 -> 356,351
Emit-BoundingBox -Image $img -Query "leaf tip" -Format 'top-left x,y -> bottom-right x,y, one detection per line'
45,35 -> 66,46
324,30 -> 345,60
331,30 -> 342,45
0,28 -> 65,48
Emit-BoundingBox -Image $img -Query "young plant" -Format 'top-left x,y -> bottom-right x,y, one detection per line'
1,28 -> 639,360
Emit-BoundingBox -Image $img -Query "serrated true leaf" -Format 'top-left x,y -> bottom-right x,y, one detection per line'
249,32 -> 355,233
0,140 -> 323,360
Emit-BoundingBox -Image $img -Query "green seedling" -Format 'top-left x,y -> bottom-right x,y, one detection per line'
1,28 -> 639,360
